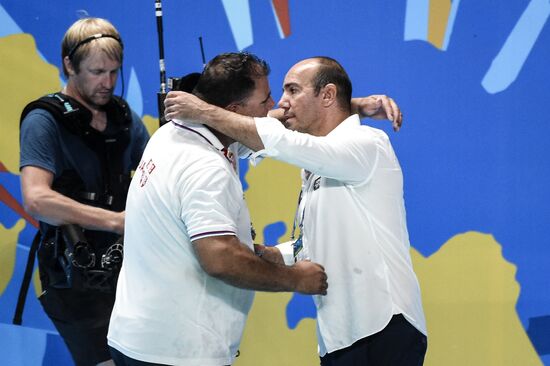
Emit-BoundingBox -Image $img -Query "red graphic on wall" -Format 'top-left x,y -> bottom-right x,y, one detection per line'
272,0 -> 291,37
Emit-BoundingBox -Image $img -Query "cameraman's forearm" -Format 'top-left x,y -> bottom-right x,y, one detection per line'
24,187 -> 123,234
21,165 -> 125,234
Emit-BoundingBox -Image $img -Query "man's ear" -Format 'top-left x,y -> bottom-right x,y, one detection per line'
225,103 -> 240,113
64,56 -> 76,76
321,83 -> 337,107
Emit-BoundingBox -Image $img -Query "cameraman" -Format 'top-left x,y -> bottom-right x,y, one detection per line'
20,18 -> 148,366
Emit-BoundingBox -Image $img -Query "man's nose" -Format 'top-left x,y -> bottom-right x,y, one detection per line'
278,98 -> 289,109
103,72 -> 116,88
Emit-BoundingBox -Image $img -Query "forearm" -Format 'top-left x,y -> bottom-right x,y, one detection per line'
200,104 -> 265,151
195,235 -> 326,294
204,240 -> 297,292
164,91 -> 265,151
350,97 -> 366,117
350,95 -> 403,131
254,244 -> 285,265
23,187 -> 123,233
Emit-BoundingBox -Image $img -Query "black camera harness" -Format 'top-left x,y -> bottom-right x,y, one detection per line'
13,92 -> 132,325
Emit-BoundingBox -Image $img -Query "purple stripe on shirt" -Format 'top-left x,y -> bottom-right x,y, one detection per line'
172,121 -> 215,146
190,230 -> 236,241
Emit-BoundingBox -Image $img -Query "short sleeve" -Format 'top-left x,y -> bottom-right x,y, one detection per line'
179,162 -> 243,242
20,109 -> 61,175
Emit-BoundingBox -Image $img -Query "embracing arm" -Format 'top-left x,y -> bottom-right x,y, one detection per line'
165,92 -> 378,182
265,96 -> 403,130
164,92 -> 403,148
21,166 -> 125,234
254,243 -> 285,265
164,91 -> 263,151
351,95 -> 403,131
268,96 -> 402,131
194,235 -> 327,294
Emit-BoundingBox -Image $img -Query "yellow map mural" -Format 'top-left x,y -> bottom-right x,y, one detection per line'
0,34 -> 60,174
415,232 -> 541,365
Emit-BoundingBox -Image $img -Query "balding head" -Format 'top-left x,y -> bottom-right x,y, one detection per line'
307,57 -> 352,113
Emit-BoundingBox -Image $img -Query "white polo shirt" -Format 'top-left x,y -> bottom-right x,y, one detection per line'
252,114 -> 427,356
108,120 -> 254,365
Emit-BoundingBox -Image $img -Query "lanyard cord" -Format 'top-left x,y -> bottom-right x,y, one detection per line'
290,171 -> 315,240
290,190 -> 304,241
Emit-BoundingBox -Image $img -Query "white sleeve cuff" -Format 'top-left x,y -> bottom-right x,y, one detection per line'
275,241 -> 295,266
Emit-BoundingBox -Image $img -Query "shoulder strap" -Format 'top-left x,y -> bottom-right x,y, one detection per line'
20,93 -> 93,136
12,230 -> 42,325
107,95 -> 133,128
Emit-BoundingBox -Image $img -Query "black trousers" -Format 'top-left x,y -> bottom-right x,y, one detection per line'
39,287 -> 115,366
320,314 -> 427,366
110,347 -> 169,366
110,347 -> 231,366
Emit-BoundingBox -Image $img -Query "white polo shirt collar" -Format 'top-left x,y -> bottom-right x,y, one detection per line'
171,119 -> 235,167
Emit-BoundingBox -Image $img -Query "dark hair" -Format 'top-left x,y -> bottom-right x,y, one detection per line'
310,57 -> 352,112
193,52 -> 270,107
172,72 -> 201,93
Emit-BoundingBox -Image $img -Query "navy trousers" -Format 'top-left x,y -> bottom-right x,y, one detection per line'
320,314 -> 427,366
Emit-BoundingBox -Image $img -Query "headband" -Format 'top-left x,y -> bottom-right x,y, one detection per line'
67,33 -> 123,60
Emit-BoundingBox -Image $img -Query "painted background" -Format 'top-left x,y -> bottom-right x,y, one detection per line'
1,0 -> 549,365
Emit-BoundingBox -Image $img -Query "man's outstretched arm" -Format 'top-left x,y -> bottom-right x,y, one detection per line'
164,91 -> 403,150
267,95 -> 403,130
351,95 -> 403,131
165,91 -> 265,151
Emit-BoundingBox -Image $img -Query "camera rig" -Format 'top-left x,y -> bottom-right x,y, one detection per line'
155,0 -> 205,126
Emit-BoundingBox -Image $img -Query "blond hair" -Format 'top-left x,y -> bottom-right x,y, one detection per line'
61,17 -> 123,76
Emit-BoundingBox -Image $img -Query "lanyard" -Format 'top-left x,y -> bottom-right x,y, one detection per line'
290,171 -> 315,261
290,190 -> 304,241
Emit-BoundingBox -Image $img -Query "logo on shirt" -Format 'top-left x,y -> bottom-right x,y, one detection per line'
137,158 -> 156,187
222,148 -> 237,172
